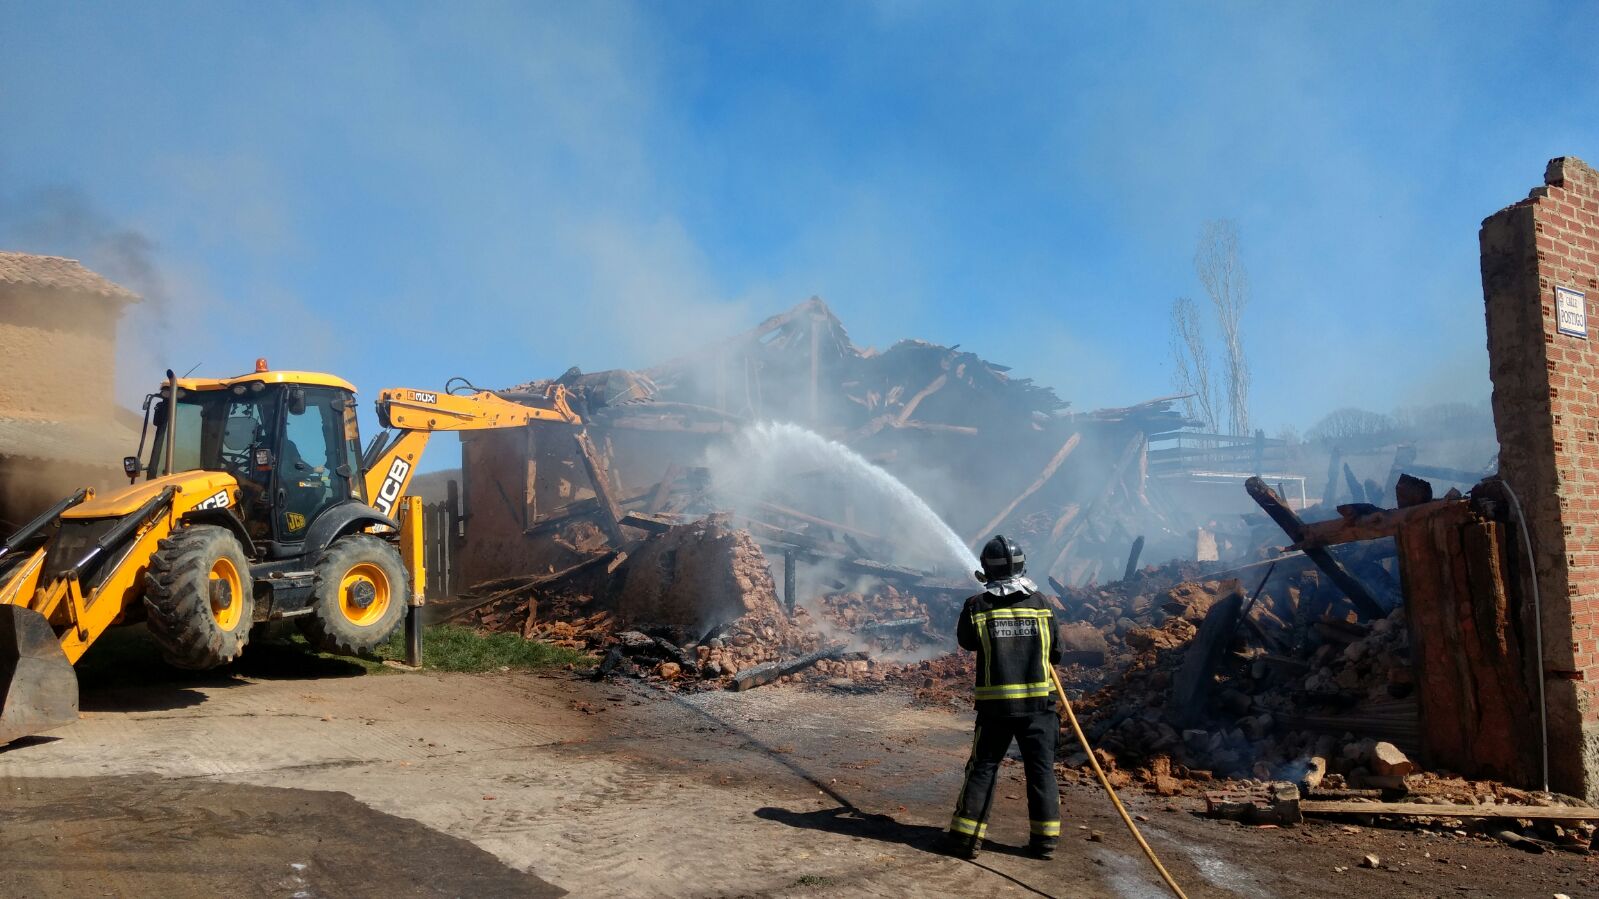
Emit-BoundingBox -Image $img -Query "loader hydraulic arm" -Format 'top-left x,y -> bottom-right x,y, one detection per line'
363,385 -> 581,517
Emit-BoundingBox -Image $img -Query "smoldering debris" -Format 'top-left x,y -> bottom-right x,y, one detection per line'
444,515 -> 950,691
431,295 -> 1582,845
490,296 -> 1201,590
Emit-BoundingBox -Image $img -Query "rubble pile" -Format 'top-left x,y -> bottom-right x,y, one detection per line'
458,516 -> 957,690
816,586 -> 943,654
1068,576 -> 1418,783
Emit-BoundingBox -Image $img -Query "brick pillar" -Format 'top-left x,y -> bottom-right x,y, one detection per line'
1481,156 -> 1599,800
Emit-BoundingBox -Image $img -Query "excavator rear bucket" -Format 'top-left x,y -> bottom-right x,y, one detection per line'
0,605 -> 78,745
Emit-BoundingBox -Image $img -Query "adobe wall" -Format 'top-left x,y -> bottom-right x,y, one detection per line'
1480,156 -> 1599,800
0,289 -> 119,419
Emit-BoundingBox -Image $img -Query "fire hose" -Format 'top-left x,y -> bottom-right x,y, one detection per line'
1049,663 -> 1189,899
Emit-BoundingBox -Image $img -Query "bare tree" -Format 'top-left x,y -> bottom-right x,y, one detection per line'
1195,220 -> 1250,436
1169,296 -> 1218,432
1306,407 -> 1398,443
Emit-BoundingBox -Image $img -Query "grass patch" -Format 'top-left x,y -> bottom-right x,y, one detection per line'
792,875 -> 836,888
75,621 -> 590,684
371,624 -> 595,673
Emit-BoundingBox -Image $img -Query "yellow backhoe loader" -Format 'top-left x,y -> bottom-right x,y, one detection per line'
0,361 -> 580,745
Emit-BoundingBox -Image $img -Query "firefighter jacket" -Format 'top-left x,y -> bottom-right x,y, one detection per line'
957,583 -> 1062,716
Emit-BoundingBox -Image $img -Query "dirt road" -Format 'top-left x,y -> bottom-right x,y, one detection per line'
0,650 -> 1592,897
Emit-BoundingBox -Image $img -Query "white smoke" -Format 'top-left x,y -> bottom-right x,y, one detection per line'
704,421 -> 980,576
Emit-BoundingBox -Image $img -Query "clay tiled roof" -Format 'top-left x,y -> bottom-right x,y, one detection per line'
0,252 -> 140,303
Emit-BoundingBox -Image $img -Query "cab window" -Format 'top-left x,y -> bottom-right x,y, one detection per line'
277,388 -> 355,540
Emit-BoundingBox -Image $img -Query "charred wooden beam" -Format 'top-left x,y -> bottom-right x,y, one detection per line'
783,549 -> 796,615
593,647 -> 626,680
1245,476 -> 1386,619
1342,463 -> 1365,504
573,429 -> 626,545
1299,801 -> 1599,821
1322,447 -> 1343,506
732,642 -> 848,691
1122,535 -> 1146,582
842,557 -> 928,581
861,616 -> 928,634
1168,590 -> 1244,727
620,511 -> 675,533
1394,473 -> 1434,508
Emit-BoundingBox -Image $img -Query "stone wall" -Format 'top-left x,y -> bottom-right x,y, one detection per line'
1480,156 -> 1599,800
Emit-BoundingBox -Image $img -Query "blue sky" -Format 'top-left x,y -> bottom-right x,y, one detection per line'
3,2 -> 1597,470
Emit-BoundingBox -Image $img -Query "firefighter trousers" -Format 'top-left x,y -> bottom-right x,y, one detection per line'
948,710 -> 1061,845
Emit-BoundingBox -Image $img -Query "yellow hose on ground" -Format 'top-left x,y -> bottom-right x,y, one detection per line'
1050,664 -> 1189,899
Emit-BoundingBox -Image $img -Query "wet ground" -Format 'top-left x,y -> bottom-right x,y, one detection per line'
0,631 -> 1594,897
0,776 -> 559,898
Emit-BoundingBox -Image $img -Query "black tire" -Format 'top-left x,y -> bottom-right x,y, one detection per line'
298,535 -> 408,656
143,525 -> 255,670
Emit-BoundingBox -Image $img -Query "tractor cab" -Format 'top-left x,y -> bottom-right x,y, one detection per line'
138,362 -> 366,554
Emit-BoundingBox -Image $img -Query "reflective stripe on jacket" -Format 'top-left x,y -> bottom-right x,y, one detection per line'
957,589 -> 1062,715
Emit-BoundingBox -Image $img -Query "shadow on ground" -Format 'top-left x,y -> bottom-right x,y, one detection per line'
756,805 -> 1042,860
73,626 -> 371,713
0,775 -> 562,899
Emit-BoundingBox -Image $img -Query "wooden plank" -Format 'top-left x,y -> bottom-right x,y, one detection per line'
524,426 -> 538,527
1047,432 -> 1143,579
1048,503 -> 1082,542
1294,499 -> 1470,549
889,420 -> 978,436
970,432 -> 1082,544
896,372 -> 948,424
432,551 -> 619,624
1398,506 -> 1540,785
1300,801 -> 1599,821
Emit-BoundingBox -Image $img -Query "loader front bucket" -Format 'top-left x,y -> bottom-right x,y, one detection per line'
0,605 -> 78,744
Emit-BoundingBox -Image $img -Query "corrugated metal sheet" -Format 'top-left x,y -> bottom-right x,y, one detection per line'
0,417 -> 140,466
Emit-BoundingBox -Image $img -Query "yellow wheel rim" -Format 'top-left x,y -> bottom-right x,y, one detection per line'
209,557 -> 244,631
338,563 -> 391,627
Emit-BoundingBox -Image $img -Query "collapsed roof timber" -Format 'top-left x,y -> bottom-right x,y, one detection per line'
461,296 -> 1201,592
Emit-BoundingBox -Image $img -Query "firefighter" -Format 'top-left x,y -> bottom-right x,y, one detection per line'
941,534 -> 1062,860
